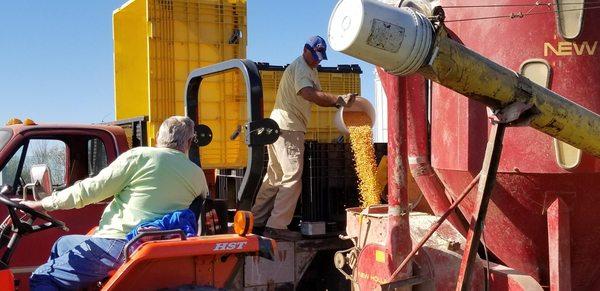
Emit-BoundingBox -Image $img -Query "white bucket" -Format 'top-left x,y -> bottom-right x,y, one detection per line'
334,97 -> 376,135
328,0 -> 434,75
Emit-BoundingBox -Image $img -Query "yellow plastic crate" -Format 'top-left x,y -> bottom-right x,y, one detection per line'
113,0 -> 247,168
258,63 -> 362,142
196,63 -> 362,169
196,70 -> 247,169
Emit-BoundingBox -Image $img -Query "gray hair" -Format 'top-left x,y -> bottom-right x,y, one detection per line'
156,116 -> 195,151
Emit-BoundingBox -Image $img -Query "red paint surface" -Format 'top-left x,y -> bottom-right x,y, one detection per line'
356,244 -> 397,290
429,1 -> 600,288
417,246 -> 485,290
0,269 -> 14,290
404,74 -> 467,234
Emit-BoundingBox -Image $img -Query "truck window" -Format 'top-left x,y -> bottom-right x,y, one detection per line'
0,146 -> 24,187
22,140 -> 67,187
88,138 -> 108,177
0,129 -> 11,151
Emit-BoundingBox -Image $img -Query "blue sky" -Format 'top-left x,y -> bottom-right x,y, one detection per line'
0,1 -> 375,124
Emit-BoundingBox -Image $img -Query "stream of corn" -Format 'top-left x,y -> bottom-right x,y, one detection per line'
344,111 -> 382,208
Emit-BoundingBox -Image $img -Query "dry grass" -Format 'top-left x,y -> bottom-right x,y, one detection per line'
344,111 -> 381,208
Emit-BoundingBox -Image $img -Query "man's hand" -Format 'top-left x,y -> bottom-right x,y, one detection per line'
336,93 -> 358,108
19,200 -> 46,213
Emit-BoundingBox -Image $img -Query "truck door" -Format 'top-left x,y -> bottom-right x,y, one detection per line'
0,128 -> 118,289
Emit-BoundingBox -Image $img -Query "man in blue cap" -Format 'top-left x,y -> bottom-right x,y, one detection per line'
251,35 -> 357,240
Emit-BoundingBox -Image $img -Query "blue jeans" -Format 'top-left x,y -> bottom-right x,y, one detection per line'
29,235 -> 127,290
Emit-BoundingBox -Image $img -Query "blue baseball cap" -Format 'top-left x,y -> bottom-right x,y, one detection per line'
305,35 -> 328,62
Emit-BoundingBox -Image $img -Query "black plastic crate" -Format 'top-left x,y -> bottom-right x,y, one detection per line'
301,142 -> 360,227
301,142 -> 332,221
215,171 -> 244,209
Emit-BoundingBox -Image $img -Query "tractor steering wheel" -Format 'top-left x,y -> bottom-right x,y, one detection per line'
0,187 -> 67,235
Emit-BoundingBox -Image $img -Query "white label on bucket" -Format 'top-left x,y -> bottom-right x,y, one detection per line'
367,19 -> 405,53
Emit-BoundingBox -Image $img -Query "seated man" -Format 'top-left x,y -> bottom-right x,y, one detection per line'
21,116 -> 208,290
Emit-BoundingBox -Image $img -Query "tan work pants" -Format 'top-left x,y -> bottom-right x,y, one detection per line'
251,130 -> 305,229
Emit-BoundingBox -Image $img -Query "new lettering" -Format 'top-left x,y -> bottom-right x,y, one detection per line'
544,41 -> 598,56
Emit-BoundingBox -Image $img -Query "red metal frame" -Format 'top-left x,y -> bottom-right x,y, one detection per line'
456,123 -> 506,289
547,197 -> 571,291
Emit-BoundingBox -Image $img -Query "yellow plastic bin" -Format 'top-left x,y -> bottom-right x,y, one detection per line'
257,62 -> 362,143
113,0 -> 247,168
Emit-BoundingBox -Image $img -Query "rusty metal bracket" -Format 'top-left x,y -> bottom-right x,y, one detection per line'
490,101 -> 535,126
456,122 -> 506,290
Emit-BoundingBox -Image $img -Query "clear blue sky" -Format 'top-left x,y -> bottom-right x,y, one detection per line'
0,1 -> 375,124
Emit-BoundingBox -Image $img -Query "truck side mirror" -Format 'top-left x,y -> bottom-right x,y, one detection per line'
0,185 -> 13,196
30,164 -> 53,200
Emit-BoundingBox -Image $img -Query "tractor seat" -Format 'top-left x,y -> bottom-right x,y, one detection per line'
189,197 -> 229,236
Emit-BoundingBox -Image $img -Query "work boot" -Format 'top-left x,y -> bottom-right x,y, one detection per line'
263,227 -> 302,241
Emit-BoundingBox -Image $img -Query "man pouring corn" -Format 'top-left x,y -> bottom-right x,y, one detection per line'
252,35 -> 357,240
